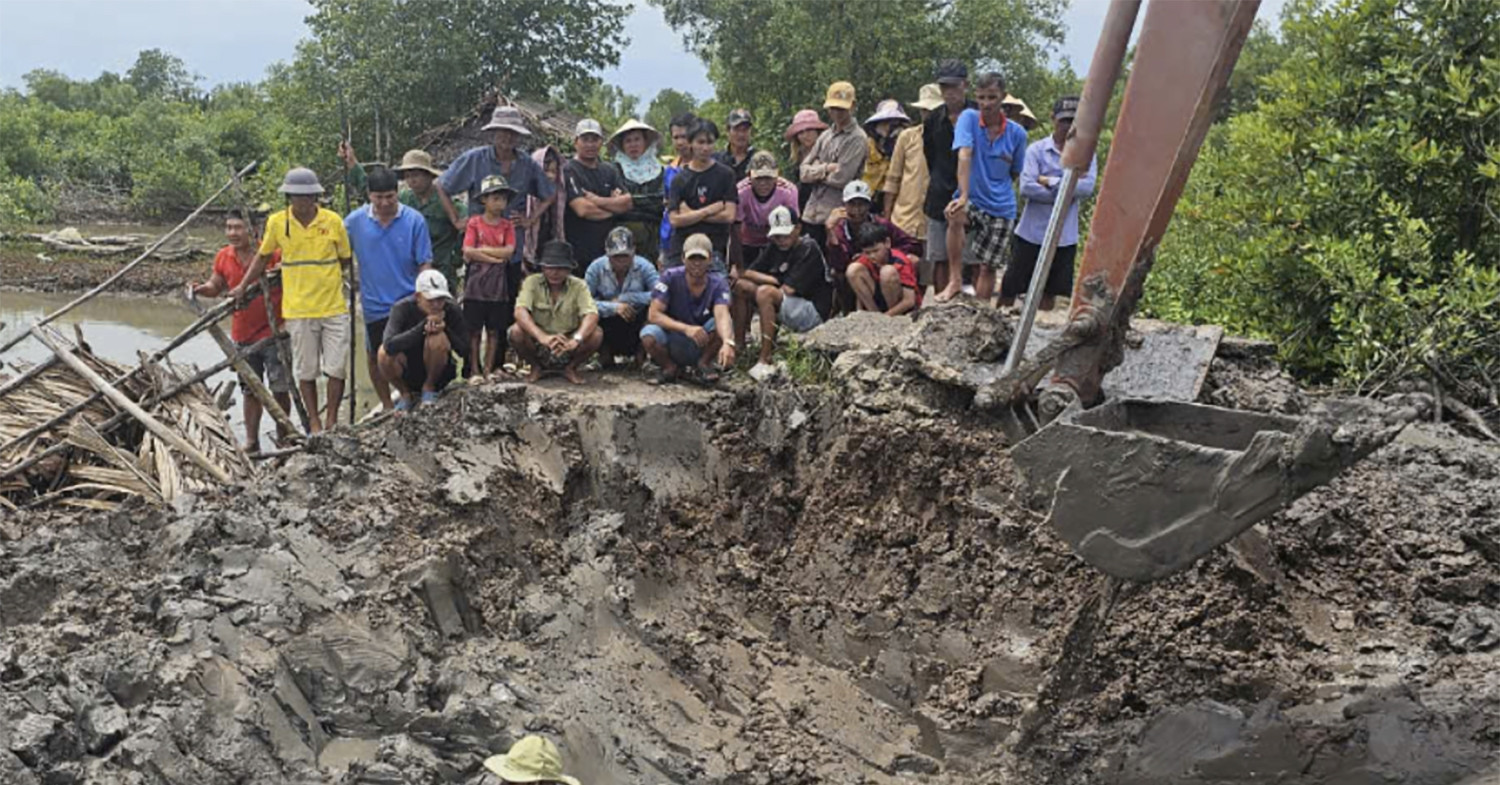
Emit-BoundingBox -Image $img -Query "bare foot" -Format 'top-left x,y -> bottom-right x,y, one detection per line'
934,284 -> 962,303
244,440 -> 261,455
563,366 -> 585,385
306,421 -> 323,435
525,367 -> 544,383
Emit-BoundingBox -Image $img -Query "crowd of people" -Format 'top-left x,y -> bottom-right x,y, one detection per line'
191,60 -> 1096,447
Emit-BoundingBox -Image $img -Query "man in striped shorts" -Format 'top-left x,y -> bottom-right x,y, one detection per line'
946,71 -> 1029,303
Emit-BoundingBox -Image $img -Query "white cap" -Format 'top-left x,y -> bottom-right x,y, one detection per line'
574,118 -> 605,139
767,206 -> 796,237
842,180 -> 873,203
415,269 -> 452,300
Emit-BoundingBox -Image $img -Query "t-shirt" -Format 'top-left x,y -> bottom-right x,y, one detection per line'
651,265 -> 731,327
713,146 -> 757,183
922,100 -> 976,220
667,161 -> 740,261
749,236 -> 832,320
856,248 -> 922,307
515,273 -> 595,335
345,203 -> 433,322
562,158 -> 626,267
951,108 -> 1029,220
258,207 -> 351,320
213,245 -> 282,344
735,178 -> 800,248
462,215 -> 517,302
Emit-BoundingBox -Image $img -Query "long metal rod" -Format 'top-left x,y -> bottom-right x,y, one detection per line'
0,160 -> 259,355
1004,168 -> 1079,372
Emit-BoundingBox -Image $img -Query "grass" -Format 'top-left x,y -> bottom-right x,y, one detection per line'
777,335 -> 833,387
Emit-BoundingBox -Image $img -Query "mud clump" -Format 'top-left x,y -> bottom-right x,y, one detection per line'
2,316 -> 1499,784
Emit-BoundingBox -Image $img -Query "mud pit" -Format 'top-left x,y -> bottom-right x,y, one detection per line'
2,314 -> 1499,784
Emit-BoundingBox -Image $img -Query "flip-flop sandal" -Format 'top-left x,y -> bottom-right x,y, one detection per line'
648,368 -> 679,386
691,366 -> 721,386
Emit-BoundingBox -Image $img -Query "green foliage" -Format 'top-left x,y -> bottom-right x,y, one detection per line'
0,170 -> 55,227
650,0 -> 1068,155
1147,0 -> 1500,394
777,336 -> 833,387
126,49 -> 201,102
644,88 -> 700,138
554,78 -> 642,135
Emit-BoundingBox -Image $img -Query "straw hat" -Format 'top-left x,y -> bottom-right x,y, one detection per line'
783,109 -> 828,141
607,118 -> 661,155
393,149 -> 442,177
1002,94 -> 1039,131
482,736 -> 581,785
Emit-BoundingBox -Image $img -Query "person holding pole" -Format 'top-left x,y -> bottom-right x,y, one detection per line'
188,214 -> 293,452
232,167 -> 353,435
1002,96 -> 1096,311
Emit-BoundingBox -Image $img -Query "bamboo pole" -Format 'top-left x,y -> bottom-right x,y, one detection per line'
32,327 -> 232,484
182,290 -> 302,441
0,160 -> 260,355
0,357 -> 59,398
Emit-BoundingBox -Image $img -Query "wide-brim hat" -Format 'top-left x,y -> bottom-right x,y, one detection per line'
482,105 -> 532,135
911,84 -> 943,112
863,99 -> 910,129
482,736 -> 581,785
278,167 -> 323,196
1002,95 -> 1039,131
393,149 -> 443,177
538,240 -> 575,268
607,118 -> 661,155
784,109 -> 828,141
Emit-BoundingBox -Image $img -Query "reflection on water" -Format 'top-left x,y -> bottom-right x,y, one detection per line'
0,290 -> 377,443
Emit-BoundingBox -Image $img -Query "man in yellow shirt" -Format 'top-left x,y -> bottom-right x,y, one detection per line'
232,167 -> 353,434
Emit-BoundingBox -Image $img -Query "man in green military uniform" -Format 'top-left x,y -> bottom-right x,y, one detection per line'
340,144 -> 467,290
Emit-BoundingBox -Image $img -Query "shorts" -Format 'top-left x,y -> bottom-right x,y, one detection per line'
963,210 -> 1015,269
463,299 -> 511,335
640,318 -> 717,367
778,295 -> 823,333
287,313 -> 350,381
364,317 -> 387,354
234,339 -> 291,394
394,344 -> 458,392
1001,236 -> 1077,299
925,216 -> 950,262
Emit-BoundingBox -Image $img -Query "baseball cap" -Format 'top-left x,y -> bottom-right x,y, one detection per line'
766,206 -> 796,237
824,81 -> 856,110
479,174 -> 514,198
727,108 -> 753,128
574,118 -> 604,139
415,269 -> 452,300
936,59 -> 968,86
842,180 -> 873,203
605,226 -> 635,256
1053,96 -> 1080,121
748,150 -> 778,179
683,233 -> 713,261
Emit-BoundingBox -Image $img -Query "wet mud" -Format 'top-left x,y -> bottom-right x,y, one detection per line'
2,311 -> 1498,784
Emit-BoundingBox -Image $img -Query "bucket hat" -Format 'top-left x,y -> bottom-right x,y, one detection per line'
482,736 -> 581,785
824,81 -> 856,111
607,118 -> 661,155
278,167 -> 324,196
783,109 -> 828,141
393,149 -> 443,177
479,174 -> 515,199
605,226 -> 635,256
538,240 -> 576,269
482,105 -> 532,136
911,84 -> 943,112
1002,94 -> 1039,131
863,99 -> 910,130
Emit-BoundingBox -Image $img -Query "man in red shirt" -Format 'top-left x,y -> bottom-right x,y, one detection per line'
847,221 -> 921,316
189,214 -> 292,452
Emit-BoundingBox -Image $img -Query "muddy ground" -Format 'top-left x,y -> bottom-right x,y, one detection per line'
2,232 -> 212,295
1,310 -> 1498,784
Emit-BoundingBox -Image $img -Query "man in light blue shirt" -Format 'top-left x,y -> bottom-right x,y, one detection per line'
345,164 -> 433,411
949,71 -> 1029,302
584,226 -> 660,367
1003,96 -> 1098,310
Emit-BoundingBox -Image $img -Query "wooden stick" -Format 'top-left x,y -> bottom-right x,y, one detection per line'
33,327 -> 231,484
181,291 -> 303,442
0,356 -> 58,398
0,160 -> 259,355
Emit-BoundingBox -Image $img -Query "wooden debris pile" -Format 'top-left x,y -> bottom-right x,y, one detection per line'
0,327 -> 253,512
1,227 -> 209,261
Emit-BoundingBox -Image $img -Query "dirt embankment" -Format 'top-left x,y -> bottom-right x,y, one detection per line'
2,232 -> 213,295
1,312 -> 1498,784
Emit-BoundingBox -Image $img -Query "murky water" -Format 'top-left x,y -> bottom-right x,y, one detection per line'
0,290 -> 379,444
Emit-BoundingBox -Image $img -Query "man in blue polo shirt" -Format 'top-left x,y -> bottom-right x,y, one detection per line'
948,71 -> 1029,303
345,165 -> 433,412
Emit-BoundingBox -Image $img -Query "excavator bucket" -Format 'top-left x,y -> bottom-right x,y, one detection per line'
1010,399 -> 1402,581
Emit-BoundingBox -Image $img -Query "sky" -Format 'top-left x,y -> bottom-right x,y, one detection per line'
0,0 -> 1286,103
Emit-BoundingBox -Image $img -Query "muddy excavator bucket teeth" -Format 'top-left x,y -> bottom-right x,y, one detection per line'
1010,399 -> 1400,582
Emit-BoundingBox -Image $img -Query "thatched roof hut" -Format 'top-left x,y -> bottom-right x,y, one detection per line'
413,91 -> 582,165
